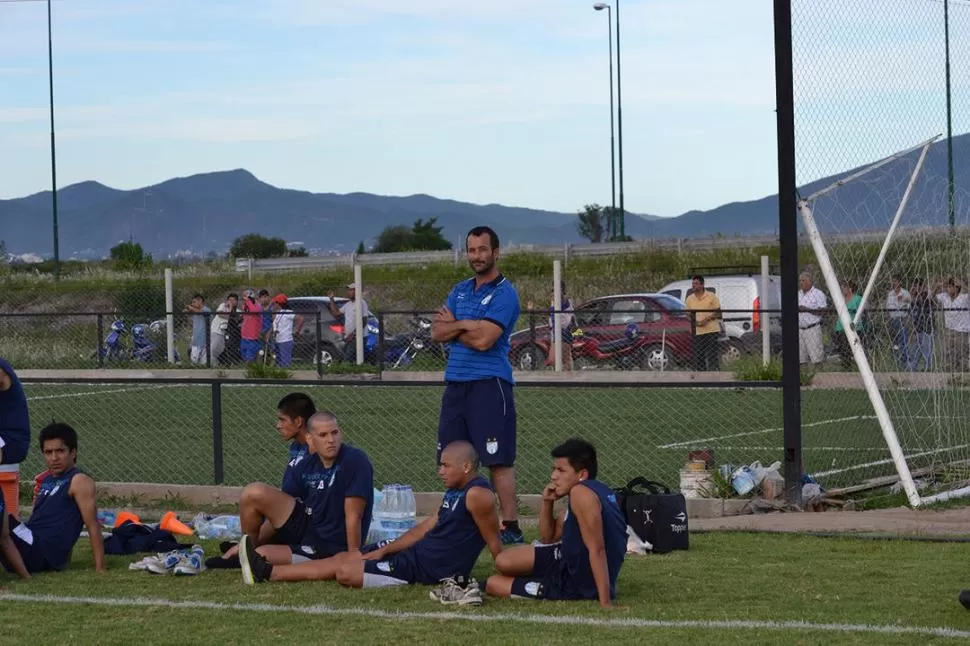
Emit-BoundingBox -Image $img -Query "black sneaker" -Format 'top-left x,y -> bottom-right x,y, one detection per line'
239,536 -> 272,585
205,554 -> 241,569
219,541 -> 237,555
960,590 -> 970,609
500,525 -> 525,545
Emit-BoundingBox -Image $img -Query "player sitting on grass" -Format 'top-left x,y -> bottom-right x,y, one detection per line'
239,441 -> 502,606
207,392 -> 316,569
235,411 -> 373,572
0,422 -> 105,575
485,438 -> 625,609
0,358 -> 31,467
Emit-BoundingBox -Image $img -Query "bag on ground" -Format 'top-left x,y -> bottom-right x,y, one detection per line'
614,477 -> 689,554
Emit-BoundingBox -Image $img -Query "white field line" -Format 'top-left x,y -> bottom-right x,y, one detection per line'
25,384 -> 188,402
662,446 -> 873,452
2,593 -> 970,640
657,416 -> 874,449
814,444 -> 970,478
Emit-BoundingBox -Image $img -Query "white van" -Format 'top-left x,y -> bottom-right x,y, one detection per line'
658,271 -> 782,362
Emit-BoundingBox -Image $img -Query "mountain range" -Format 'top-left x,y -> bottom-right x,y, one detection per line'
1,132 -> 968,259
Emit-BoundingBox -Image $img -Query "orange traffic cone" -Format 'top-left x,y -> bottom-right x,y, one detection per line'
159,511 -> 194,536
114,511 -> 141,528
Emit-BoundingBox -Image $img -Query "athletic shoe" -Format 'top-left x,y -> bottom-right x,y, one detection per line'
145,549 -> 187,575
430,577 -> 483,606
129,555 -> 160,571
239,536 -> 272,585
500,526 -> 525,545
205,554 -> 241,569
960,590 -> 970,609
174,551 -> 206,576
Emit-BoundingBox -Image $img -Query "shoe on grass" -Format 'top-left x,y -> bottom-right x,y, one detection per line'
239,536 -> 272,585
430,576 -> 483,606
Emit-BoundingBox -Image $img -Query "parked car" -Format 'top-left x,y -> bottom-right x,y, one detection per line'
658,270 -> 782,364
285,296 -> 379,367
509,293 -> 694,371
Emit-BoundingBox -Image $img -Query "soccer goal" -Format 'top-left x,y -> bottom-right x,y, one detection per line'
797,135 -> 970,506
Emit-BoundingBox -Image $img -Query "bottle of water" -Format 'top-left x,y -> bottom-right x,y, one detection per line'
402,485 -> 416,531
192,513 -> 242,540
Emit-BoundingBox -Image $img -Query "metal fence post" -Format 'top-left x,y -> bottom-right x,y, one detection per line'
378,311 -> 386,373
211,381 -> 225,485
529,310 -> 537,370
96,314 -> 104,368
205,311 -> 212,368
315,310 -> 323,377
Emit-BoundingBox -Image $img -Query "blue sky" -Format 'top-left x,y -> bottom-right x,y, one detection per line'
0,0 -> 964,217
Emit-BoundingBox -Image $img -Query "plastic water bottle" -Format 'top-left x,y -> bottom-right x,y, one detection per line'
97,510 -> 116,528
402,485 -> 416,532
367,487 -> 388,544
192,513 -> 242,540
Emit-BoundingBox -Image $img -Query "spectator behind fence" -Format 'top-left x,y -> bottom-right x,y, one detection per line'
527,281 -> 576,371
684,275 -> 721,372
271,294 -> 303,368
833,280 -> 863,370
213,293 -> 239,365
935,277 -> 970,372
184,293 -> 211,365
240,289 -> 264,362
907,279 -> 935,372
797,273 -> 827,369
886,275 -> 912,370
328,283 -> 371,362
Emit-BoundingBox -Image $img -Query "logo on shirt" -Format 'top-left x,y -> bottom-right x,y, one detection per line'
288,455 -> 305,469
481,294 -> 494,306
485,438 -> 498,455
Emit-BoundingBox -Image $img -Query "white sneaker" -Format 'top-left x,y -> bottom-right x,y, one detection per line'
145,549 -> 185,574
129,555 -> 160,571
173,552 -> 206,576
430,577 -> 483,606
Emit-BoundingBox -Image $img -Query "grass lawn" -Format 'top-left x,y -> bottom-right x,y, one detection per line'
0,531 -> 968,644
19,381 -> 970,496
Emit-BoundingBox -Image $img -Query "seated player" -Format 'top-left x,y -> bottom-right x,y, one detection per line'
0,358 -> 31,466
485,438 -> 625,608
0,422 -> 105,574
208,392 -> 316,569
239,441 -> 501,606
236,411 -> 373,572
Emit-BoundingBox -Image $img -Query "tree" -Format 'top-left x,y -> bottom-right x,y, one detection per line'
110,240 -> 153,270
356,241 -> 366,255
288,246 -> 308,257
229,233 -> 287,259
0,239 -> 6,264
373,217 -> 453,253
577,204 -> 605,243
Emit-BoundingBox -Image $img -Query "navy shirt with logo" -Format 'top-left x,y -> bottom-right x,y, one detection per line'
558,479 -> 627,600
281,440 -> 309,492
0,357 -> 30,455
285,444 -> 374,554
444,275 -> 520,384
27,467 -> 85,571
410,475 -> 490,581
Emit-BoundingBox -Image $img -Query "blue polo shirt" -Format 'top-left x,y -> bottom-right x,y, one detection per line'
444,274 -> 520,384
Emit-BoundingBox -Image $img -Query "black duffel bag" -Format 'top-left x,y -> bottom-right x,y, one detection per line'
614,477 -> 689,554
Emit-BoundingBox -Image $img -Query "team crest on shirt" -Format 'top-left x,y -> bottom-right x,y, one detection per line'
485,438 -> 498,455
377,561 -> 393,573
481,294 -> 494,306
525,581 -> 544,597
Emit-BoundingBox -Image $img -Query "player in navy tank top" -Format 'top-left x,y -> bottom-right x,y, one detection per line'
0,422 -> 105,575
486,438 -> 626,608
240,441 -> 503,590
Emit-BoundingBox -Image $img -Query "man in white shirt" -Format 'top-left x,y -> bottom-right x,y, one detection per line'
886,275 -> 912,369
327,284 -> 371,361
270,294 -> 303,368
211,293 -> 238,365
935,278 -> 970,372
798,273 -> 827,368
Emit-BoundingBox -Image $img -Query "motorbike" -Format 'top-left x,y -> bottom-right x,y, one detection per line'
93,320 -> 128,361
571,323 -> 658,370
132,321 -> 180,363
380,316 -> 433,368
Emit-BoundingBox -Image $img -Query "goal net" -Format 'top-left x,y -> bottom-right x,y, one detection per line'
796,137 -> 970,505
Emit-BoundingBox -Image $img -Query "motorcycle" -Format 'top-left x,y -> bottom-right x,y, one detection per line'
571,323 -> 659,371
132,322 -> 180,363
380,316 -> 433,368
92,320 -> 128,361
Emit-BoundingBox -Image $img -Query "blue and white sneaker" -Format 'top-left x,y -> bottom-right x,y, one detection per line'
500,525 -> 525,545
174,547 -> 206,576
146,549 -> 186,574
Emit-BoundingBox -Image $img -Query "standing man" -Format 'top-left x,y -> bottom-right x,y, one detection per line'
684,275 -> 721,371
935,277 -> 970,372
886,275 -> 912,369
431,225 -> 523,545
907,279 -> 935,372
183,293 -> 211,366
328,283 -> 371,362
271,294 -> 303,368
798,273 -> 828,370
0,358 -> 30,466
240,289 -> 264,362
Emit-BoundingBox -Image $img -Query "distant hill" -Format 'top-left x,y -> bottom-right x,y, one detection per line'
1,132 -> 968,258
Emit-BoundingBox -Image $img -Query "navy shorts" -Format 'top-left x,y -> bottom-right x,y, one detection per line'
0,435 -> 28,465
1,514 -> 52,574
437,378 -> 516,467
361,548 -> 435,587
275,499 -> 337,561
510,544 -> 565,601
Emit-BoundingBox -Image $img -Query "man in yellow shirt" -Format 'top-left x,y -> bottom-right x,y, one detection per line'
684,275 -> 722,371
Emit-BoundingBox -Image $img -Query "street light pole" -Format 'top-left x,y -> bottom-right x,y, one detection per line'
614,0 -> 625,239
593,3 -> 617,241
47,0 -> 60,279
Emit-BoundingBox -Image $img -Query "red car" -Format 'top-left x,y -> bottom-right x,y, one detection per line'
509,293 -> 694,371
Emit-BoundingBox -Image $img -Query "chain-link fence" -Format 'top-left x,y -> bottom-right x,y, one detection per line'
793,0 -> 970,495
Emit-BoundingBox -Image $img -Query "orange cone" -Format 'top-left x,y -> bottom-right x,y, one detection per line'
114,511 -> 141,528
159,511 -> 194,536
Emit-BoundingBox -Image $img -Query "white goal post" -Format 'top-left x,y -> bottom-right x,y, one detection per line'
796,135 -> 940,508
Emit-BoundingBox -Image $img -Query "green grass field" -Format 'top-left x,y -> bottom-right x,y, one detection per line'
0,531 -> 969,645
19,381 -> 970,495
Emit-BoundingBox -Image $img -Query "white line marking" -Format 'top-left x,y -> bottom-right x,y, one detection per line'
25,384 -> 188,402
658,416 -> 873,449
658,446 -> 878,452
814,444 -> 970,478
1,593 -> 969,639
